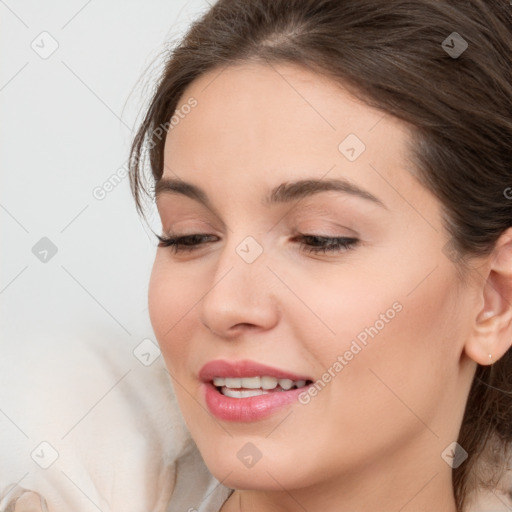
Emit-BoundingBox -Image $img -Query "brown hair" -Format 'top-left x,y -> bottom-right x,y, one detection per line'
128,1 -> 512,509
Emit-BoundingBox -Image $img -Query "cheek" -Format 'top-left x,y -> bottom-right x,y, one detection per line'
148,256 -> 197,372
295,237 -> 462,363
285,247 -> 464,419
346,268 -> 462,425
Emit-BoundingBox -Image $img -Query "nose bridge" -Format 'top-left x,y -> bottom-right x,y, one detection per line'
199,231 -> 278,335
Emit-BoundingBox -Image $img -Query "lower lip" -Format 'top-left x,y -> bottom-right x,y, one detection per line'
203,382 -> 308,422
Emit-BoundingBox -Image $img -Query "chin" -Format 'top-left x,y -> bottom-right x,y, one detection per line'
198,442 -> 320,492
207,464 -> 296,492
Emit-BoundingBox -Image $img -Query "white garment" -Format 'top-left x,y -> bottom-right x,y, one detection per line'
0,333 -> 191,512
0,445 -> 233,512
165,444 -> 233,512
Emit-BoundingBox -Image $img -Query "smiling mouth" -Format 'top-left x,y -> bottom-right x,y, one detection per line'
212,376 -> 314,398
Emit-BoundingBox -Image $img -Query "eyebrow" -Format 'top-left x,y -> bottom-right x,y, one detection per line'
154,176 -> 387,210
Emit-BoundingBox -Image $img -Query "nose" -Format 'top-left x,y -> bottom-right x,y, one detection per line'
199,237 -> 280,338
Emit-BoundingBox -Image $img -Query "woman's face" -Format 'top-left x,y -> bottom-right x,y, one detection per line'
149,62 -> 477,495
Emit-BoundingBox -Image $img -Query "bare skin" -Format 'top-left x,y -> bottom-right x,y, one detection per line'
148,62 -> 512,512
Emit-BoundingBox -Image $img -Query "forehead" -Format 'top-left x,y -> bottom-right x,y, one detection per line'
161,61 -> 422,213
165,61 -> 388,157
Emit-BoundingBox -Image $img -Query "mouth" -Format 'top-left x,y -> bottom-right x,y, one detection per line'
212,376 -> 314,398
199,360 -> 315,422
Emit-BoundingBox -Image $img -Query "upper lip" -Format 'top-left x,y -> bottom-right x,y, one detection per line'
199,359 -> 313,382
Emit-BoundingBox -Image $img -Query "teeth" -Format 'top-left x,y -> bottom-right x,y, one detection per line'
221,387 -> 269,398
239,377 -> 261,389
225,377 -> 242,388
261,376 -> 278,389
279,379 -> 293,390
212,376 -> 308,392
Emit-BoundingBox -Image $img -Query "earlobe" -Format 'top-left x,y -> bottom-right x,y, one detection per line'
464,228 -> 512,366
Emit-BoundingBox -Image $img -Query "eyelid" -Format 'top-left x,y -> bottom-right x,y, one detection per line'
156,201 -> 217,221
160,218 -> 220,235
159,204 -> 361,235
156,231 -> 360,257
290,221 -> 360,240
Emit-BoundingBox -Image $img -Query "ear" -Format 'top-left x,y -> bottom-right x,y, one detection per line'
464,227 -> 512,366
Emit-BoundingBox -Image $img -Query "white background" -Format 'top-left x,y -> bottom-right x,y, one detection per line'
0,1 -> 212,510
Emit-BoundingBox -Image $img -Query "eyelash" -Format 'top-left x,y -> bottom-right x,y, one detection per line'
155,233 -> 359,255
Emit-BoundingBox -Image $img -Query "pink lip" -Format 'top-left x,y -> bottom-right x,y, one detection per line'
199,359 -> 312,382
199,359 -> 314,422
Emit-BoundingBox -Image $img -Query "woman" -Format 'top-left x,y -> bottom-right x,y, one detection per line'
128,0 -> 512,511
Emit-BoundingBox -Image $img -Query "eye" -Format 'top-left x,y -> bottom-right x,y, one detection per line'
156,232 -> 359,255
293,234 -> 359,254
156,233 -> 217,253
